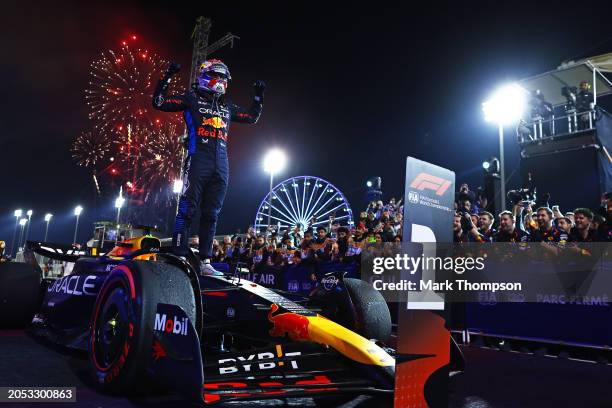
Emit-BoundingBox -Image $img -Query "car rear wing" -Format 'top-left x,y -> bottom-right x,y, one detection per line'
25,241 -> 87,263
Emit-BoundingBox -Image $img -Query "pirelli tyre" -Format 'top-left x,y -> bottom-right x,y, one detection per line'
0,262 -> 42,328
89,260 -> 196,393
343,278 -> 392,344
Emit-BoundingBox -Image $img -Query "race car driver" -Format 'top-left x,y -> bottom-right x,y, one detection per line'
153,60 -> 265,274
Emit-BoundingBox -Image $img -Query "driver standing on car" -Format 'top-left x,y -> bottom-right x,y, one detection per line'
153,60 -> 265,274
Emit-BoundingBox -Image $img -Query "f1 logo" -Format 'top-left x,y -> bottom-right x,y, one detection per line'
409,173 -> 451,196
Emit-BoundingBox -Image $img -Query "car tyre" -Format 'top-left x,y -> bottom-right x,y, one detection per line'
343,278 -> 392,344
88,260 -> 195,393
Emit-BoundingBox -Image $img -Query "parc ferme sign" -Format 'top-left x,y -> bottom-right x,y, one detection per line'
395,157 -> 455,408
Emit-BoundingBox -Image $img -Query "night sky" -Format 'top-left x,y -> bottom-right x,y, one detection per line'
1,2 -> 611,245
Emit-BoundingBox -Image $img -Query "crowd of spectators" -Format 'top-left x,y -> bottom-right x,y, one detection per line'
453,183 -> 611,243
202,182 -> 610,271
207,198 -> 404,271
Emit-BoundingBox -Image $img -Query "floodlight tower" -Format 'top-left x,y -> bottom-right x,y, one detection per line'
482,84 -> 527,211
188,17 -> 241,87
189,17 -> 213,86
263,149 -> 287,228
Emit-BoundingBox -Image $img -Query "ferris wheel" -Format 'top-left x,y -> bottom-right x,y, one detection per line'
254,176 -> 354,234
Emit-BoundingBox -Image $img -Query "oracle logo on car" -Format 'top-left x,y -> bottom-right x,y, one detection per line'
47,274 -> 98,296
154,313 -> 189,336
409,173 -> 451,196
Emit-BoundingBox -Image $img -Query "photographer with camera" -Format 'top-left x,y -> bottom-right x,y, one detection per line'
529,89 -> 554,137
576,81 -> 595,130
457,183 -> 476,207
562,85 -> 577,130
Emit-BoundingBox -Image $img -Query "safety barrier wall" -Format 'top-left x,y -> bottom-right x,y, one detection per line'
210,261 -> 359,294
464,302 -> 612,348
211,261 -> 612,348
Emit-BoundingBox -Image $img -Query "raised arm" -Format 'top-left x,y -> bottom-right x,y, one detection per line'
230,80 -> 265,123
152,62 -> 188,112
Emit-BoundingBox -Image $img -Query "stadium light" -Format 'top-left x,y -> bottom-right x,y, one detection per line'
73,206 -> 83,244
44,213 -> 53,242
482,83 -> 527,211
263,149 -> 287,175
263,149 -> 287,229
115,187 -> 125,228
115,195 -> 125,209
173,179 -> 183,194
18,218 -> 27,251
482,83 -> 527,125
11,209 -> 23,256
24,210 -> 33,245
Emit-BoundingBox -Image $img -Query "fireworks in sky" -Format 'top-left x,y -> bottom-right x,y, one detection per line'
74,35 -> 185,201
140,123 -> 184,191
71,131 -> 111,167
85,43 -> 183,137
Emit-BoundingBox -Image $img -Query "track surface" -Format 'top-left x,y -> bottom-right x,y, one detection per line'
1,330 -> 611,407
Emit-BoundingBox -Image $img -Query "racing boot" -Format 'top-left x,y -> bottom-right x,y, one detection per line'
199,259 -> 223,276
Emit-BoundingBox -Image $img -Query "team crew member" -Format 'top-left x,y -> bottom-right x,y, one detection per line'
494,211 -> 530,242
478,211 -> 496,242
153,60 -> 265,274
453,213 -> 469,242
453,212 -> 484,242
569,208 -> 597,242
530,207 -> 568,242
597,193 -> 612,241
556,216 -> 572,235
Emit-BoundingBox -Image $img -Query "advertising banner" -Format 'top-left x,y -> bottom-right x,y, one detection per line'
395,157 -> 455,408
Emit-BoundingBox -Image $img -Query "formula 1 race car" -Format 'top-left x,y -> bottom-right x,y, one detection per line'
1,235 -> 397,405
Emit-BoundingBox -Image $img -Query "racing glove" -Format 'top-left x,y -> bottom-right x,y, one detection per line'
154,62 -> 182,108
165,62 -> 181,78
254,80 -> 266,102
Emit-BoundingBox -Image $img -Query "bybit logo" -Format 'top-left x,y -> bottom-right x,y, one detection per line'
218,345 -> 301,375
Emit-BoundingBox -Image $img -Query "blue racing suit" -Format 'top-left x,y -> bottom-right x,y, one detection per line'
153,77 -> 263,258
